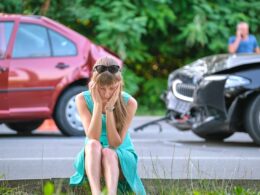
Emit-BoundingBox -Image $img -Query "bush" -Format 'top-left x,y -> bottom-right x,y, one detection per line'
137,78 -> 167,111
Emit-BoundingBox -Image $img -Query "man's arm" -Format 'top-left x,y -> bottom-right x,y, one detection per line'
228,30 -> 242,54
255,47 -> 260,54
228,37 -> 241,54
253,36 -> 260,54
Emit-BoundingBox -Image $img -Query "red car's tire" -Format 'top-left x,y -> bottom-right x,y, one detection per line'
6,120 -> 44,134
54,85 -> 87,136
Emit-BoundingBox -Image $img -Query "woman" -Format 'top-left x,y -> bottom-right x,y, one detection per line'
70,57 -> 146,195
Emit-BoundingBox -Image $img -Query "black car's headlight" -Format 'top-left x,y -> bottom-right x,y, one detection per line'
224,75 -> 250,88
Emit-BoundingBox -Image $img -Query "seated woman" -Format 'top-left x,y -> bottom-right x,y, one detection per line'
70,56 -> 146,195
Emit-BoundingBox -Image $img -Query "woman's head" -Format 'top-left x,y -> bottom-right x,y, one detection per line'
90,57 -> 123,103
89,56 -> 127,132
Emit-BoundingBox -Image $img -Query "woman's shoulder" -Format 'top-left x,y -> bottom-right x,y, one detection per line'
121,91 -> 132,102
82,90 -> 90,96
121,91 -> 130,97
75,90 -> 92,105
75,90 -> 93,112
75,91 -> 87,104
121,91 -> 137,107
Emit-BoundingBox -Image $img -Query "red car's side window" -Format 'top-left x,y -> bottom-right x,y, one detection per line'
0,22 -> 14,59
48,29 -> 77,56
12,23 -> 51,58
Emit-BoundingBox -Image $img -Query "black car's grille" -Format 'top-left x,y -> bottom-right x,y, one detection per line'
176,83 -> 196,98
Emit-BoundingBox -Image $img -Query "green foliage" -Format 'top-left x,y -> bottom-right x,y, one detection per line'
0,0 -> 24,13
122,66 -> 144,96
64,0 -> 175,63
101,187 -> 108,195
1,179 -> 260,194
1,0 -> 260,113
137,78 -> 167,111
0,186 -> 15,195
233,186 -> 260,195
174,0 -> 260,54
43,181 -> 55,195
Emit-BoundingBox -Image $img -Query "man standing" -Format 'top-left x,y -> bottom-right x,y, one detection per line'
228,22 -> 260,54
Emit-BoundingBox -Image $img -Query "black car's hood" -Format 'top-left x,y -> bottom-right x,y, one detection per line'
183,54 -> 260,75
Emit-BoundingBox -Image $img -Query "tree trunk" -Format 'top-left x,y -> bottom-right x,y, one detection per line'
40,0 -> 51,16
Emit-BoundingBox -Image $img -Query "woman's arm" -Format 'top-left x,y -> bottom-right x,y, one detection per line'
75,93 -> 102,140
106,97 -> 138,148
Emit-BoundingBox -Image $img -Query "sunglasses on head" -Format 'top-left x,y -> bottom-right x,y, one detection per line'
94,65 -> 121,74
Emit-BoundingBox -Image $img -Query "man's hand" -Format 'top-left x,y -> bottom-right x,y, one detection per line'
236,29 -> 242,40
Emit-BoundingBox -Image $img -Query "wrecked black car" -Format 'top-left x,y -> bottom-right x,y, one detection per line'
165,53 -> 260,144
135,54 -> 260,145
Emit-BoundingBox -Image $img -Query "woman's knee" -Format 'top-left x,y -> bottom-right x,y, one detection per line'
101,148 -> 118,165
85,139 -> 102,154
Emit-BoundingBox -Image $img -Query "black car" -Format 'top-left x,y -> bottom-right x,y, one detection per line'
162,54 -> 260,145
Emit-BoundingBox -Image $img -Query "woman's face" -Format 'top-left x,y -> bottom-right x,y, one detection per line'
98,82 -> 119,103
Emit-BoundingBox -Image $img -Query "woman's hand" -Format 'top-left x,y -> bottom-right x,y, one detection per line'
90,82 -> 102,105
106,83 -> 121,108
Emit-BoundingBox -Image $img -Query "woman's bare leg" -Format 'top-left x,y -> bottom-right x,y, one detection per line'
101,148 -> 120,195
85,139 -> 102,195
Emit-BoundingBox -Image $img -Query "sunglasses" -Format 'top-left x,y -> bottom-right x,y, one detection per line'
94,65 -> 121,74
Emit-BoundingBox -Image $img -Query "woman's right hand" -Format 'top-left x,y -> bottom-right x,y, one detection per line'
89,81 -> 102,105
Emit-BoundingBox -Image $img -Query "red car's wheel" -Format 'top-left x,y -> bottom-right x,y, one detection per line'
5,120 -> 44,134
54,85 -> 87,136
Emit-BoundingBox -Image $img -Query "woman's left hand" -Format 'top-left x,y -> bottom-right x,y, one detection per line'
106,83 -> 121,108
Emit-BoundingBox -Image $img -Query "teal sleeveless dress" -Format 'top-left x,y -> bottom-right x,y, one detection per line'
70,90 -> 146,195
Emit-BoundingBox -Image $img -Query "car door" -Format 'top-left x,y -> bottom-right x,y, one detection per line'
8,22 -> 78,118
0,21 -> 14,118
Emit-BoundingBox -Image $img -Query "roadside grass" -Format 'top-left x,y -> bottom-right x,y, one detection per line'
0,179 -> 260,195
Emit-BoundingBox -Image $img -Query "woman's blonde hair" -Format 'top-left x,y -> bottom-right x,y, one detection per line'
89,56 -> 127,133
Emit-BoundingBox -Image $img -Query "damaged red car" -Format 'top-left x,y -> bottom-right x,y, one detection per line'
0,14 -> 122,136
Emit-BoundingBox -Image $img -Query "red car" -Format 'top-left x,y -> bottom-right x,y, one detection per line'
0,14 -> 122,136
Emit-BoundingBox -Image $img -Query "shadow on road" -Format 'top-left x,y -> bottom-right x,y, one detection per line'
173,140 -> 258,148
0,132 -> 65,138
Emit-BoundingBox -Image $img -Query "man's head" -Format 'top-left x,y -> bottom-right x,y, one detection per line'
237,22 -> 249,37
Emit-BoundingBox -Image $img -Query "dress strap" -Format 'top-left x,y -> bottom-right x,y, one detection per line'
82,91 -> 93,113
122,91 -> 131,104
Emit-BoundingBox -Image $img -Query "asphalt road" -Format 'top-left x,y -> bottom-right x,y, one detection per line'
0,116 -> 260,181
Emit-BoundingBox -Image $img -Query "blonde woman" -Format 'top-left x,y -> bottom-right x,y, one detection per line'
70,57 -> 146,195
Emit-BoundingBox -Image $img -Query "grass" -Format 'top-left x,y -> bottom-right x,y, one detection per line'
145,179 -> 260,195
0,179 -> 260,195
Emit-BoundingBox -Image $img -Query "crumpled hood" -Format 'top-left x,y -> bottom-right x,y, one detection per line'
182,54 -> 260,75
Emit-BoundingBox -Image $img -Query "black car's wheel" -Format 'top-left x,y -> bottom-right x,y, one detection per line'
54,86 -> 87,136
6,120 -> 44,134
193,131 -> 234,141
245,94 -> 260,145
